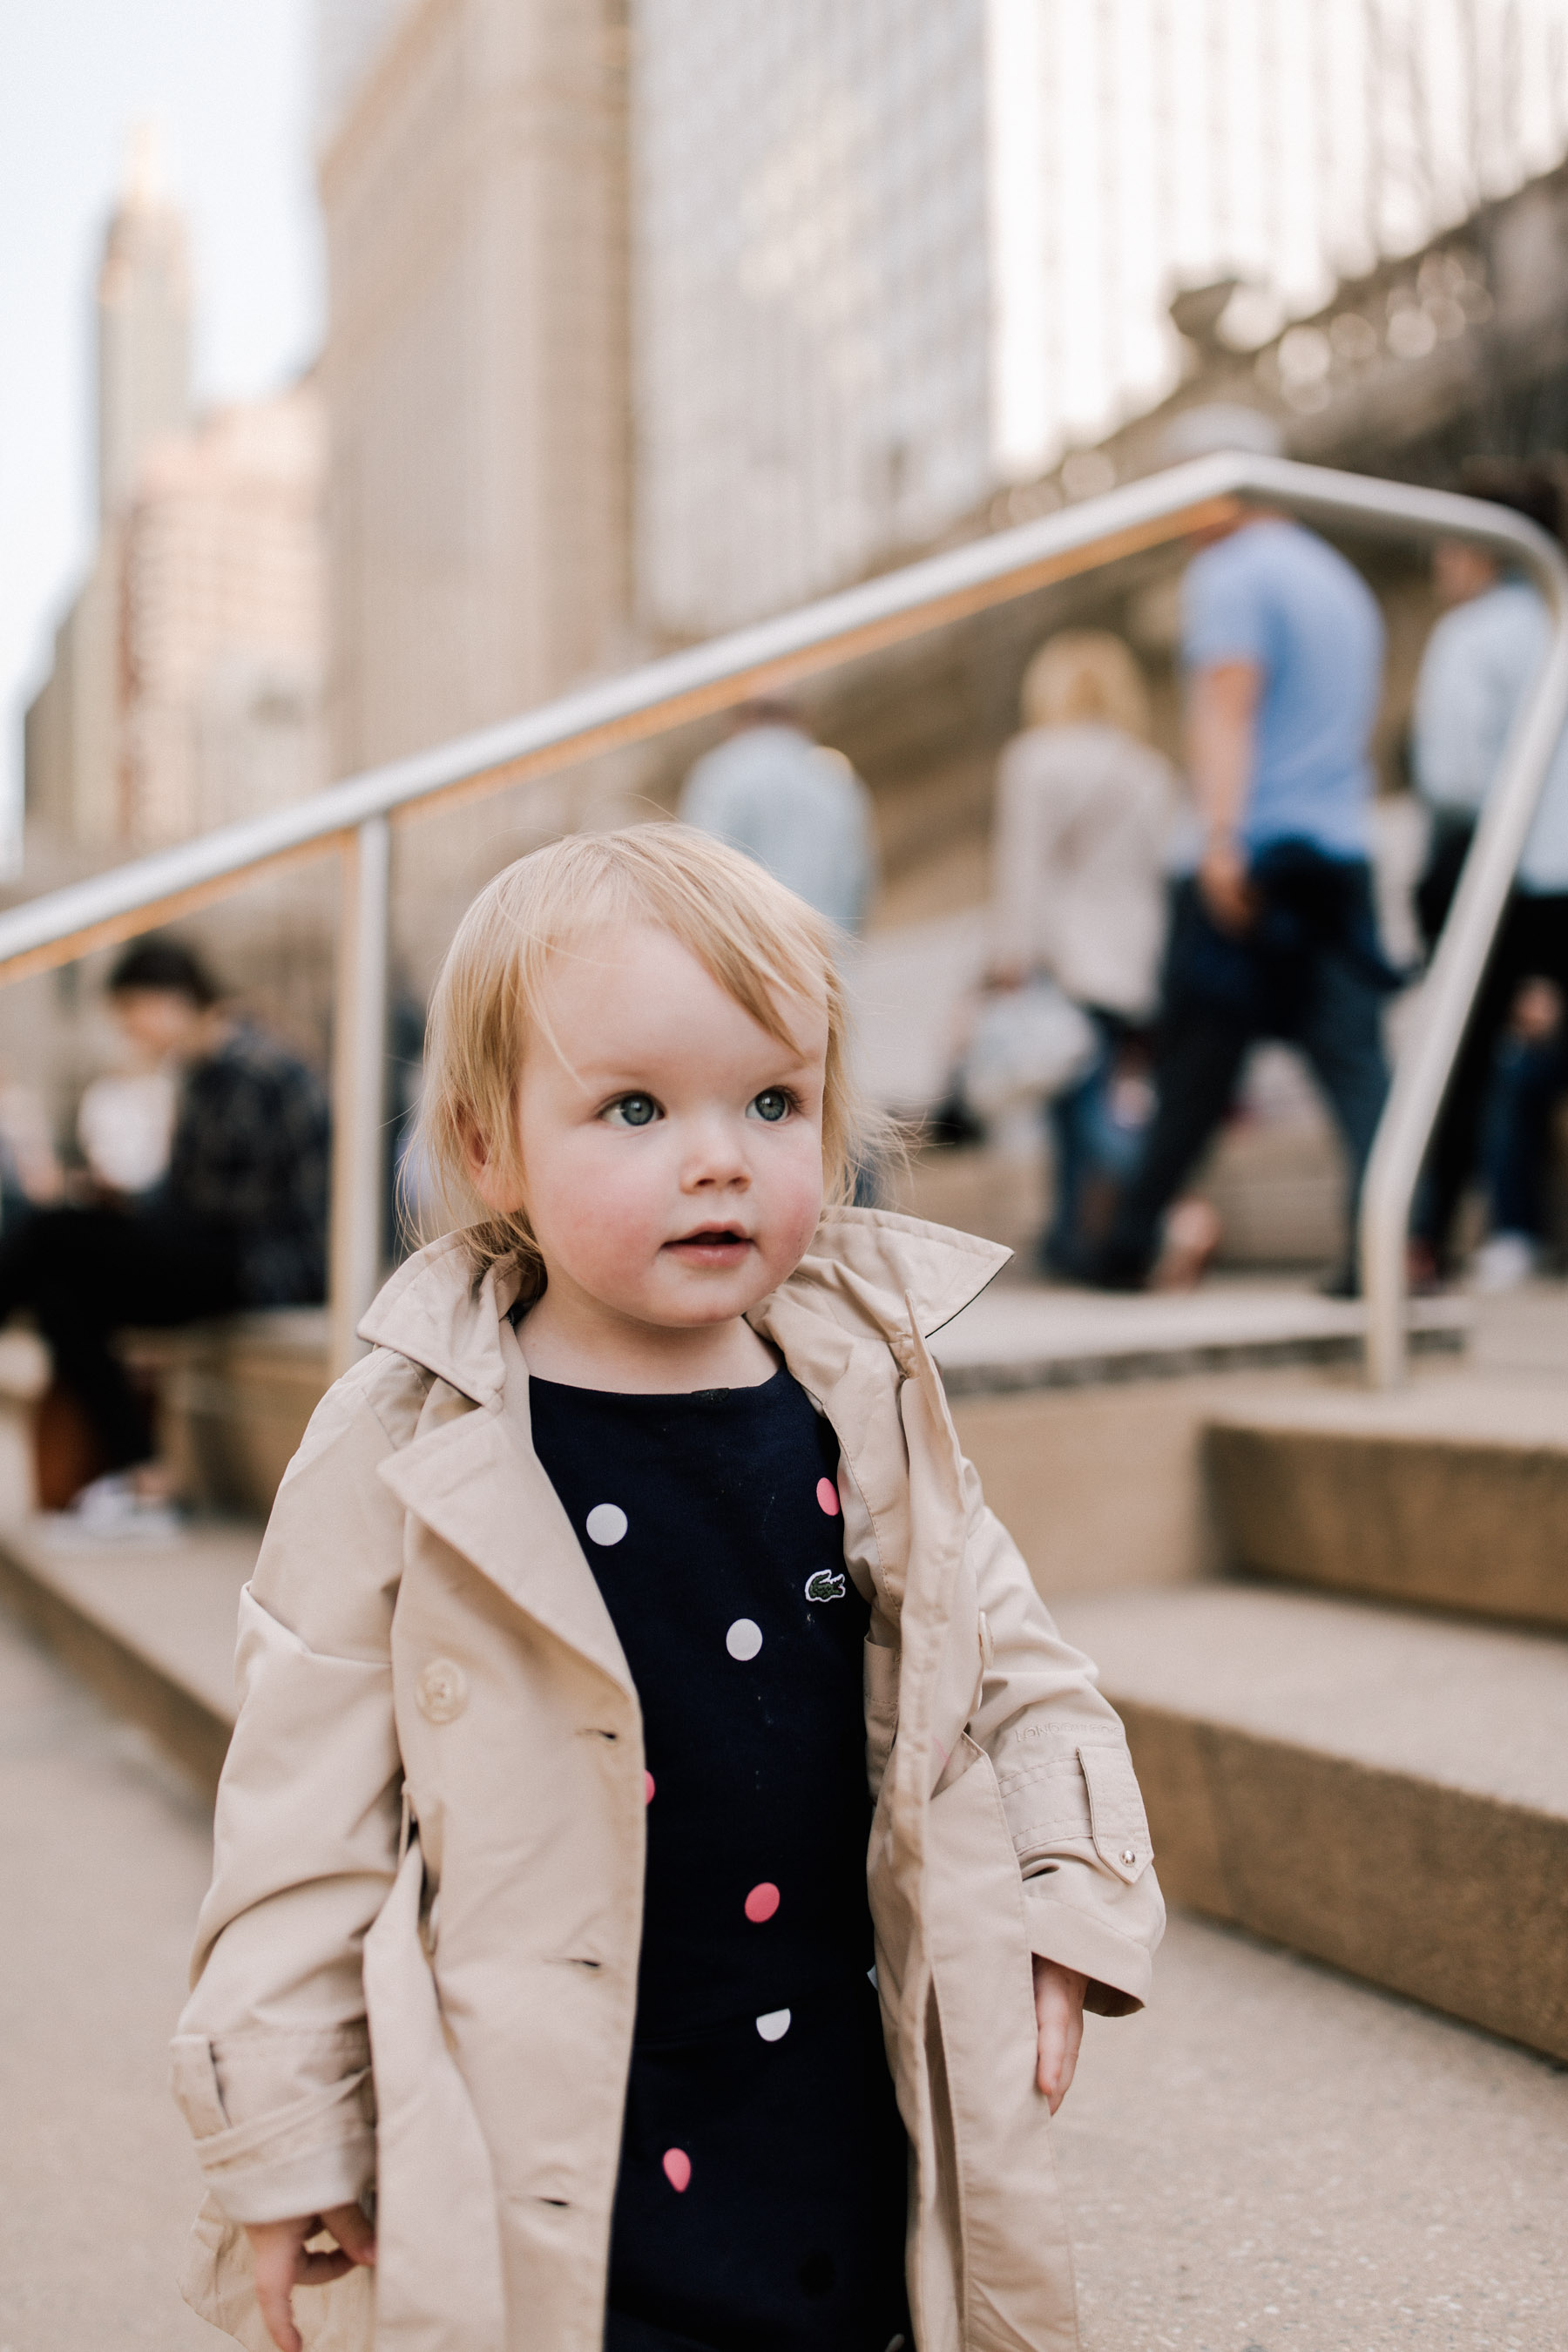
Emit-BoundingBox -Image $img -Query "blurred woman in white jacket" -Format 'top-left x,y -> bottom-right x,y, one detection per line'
988,632 -> 1179,1276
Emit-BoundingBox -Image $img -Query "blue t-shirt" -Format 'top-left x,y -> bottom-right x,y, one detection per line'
1181,518 -> 1384,863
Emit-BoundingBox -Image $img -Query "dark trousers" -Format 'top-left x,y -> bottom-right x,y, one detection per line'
1094,862 -> 1392,1286
1415,835 -> 1568,1263
1485,1020 -> 1568,1239
0,1205 -> 240,1472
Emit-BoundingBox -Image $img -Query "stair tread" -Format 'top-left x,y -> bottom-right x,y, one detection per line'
1207,1374 -> 1568,1449
0,1517 -> 253,1727
1055,1584 -> 1568,1815
931,1281 -> 1466,1391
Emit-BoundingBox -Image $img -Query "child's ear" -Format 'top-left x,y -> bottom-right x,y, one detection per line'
460,1108 -> 524,1215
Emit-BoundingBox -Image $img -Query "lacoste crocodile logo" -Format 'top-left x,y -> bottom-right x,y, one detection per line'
804,1569 -> 847,1603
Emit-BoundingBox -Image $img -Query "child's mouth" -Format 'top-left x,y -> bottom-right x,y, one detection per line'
665,1227 -> 753,1264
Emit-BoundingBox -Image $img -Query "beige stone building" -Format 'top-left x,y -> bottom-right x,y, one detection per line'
25,138 -> 193,855
121,386 -> 327,845
25,150 -> 329,860
317,0 -> 632,781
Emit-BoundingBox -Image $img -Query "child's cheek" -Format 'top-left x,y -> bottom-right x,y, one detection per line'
555,1142 -> 669,1270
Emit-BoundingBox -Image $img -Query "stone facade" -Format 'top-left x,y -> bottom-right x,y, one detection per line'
24,157 -> 328,860
318,0 -> 632,781
120,386 -> 327,846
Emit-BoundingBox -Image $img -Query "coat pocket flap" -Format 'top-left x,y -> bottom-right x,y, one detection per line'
1078,1743 -> 1153,1882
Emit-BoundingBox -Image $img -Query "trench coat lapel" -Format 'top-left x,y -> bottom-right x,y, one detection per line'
363,1206 -> 1008,1716
376,1335 -> 634,1705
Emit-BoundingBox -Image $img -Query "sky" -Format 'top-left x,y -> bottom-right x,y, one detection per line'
0,0 -> 323,837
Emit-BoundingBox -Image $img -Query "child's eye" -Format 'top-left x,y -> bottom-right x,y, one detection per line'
748,1088 -> 794,1124
602,1093 -> 661,1128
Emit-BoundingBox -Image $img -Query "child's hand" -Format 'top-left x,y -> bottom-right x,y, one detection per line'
1031,1956 -> 1087,2113
246,2203 -> 376,2352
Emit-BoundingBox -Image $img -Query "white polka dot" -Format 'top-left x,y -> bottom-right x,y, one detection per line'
585,1504 -> 628,1546
726,1618 -> 763,1661
867,1964 -> 879,1989
755,2007 -> 791,2042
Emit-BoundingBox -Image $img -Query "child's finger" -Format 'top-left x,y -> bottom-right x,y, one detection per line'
295,2247 -> 357,2288
1032,1959 -> 1087,2112
322,2200 -> 377,2267
252,2252 -> 304,2352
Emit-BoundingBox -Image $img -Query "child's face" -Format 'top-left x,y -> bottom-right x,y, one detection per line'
494,923 -> 828,1335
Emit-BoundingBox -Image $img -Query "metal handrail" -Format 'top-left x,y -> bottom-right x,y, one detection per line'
3,452 -> 1564,1380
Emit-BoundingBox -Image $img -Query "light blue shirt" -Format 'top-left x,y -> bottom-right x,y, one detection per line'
679,726 -> 876,933
1411,577 -> 1568,895
1181,518 -> 1385,863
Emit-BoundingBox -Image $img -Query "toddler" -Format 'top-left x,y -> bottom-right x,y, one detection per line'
172,826 -> 1163,2352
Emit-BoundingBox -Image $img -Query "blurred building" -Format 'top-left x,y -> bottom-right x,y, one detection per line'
316,0 -> 631,778
634,0 -> 1568,637
25,144 -> 328,857
120,388 -> 327,845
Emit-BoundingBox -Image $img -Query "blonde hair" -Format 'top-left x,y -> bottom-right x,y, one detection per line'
1019,629 -> 1152,741
416,824 -> 875,1288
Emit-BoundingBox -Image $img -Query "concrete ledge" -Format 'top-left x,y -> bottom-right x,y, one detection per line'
0,1520 -> 250,1794
932,1285 -> 1468,1396
1205,1382 -> 1568,1629
1057,1585 -> 1568,2060
126,1310 -> 329,1517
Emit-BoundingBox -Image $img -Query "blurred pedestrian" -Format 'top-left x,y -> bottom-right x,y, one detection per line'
0,937 -> 329,1528
1086,503 -> 1396,1291
1477,980 -> 1568,1281
1409,462 -> 1568,1286
679,699 -> 876,933
986,629 -> 1176,1274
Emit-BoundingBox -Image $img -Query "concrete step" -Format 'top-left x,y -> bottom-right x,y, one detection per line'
130,1309 -> 329,1517
1204,1380 -> 1568,1630
942,1287 -> 1468,1598
0,1517 -> 249,1793
931,1281 -> 1467,1396
1055,1584 -> 1568,2062
7,1509 -> 1565,2067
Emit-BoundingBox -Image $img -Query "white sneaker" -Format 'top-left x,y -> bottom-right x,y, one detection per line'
1468,1232 -> 1538,1293
63,1471 -> 184,1543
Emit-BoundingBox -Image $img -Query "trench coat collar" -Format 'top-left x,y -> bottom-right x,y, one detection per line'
358,1231 -> 523,1405
358,1206 -> 1010,1406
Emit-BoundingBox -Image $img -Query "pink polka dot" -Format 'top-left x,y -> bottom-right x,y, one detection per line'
816,1477 -> 840,1517
662,2147 -> 692,2193
744,1881 -> 781,1923
644,1771 -> 656,1804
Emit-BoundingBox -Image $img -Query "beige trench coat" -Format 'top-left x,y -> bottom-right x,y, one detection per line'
172,1207 -> 1164,2352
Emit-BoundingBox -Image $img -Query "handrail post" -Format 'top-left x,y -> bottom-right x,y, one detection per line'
1359,541 -> 1568,1387
328,815 -> 391,1375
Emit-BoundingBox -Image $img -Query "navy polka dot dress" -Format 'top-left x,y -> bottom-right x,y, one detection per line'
528,1365 -> 912,2352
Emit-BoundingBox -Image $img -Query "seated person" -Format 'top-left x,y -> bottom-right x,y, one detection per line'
0,937 -> 329,1526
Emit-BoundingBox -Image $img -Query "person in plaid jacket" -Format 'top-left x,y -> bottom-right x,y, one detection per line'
0,936 -> 328,1527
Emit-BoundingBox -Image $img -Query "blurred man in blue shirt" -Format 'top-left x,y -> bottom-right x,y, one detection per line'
680,701 -> 876,935
1086,507 -> 1394,1291
1409,463 -> 1568,1285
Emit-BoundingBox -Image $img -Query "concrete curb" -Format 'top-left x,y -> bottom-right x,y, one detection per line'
0,1534 -> 233,1795
1119,1695 -> 1568,2063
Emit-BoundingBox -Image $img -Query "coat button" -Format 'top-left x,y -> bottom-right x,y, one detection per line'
416,1657 -> 469,1724
1120,1848 -> 1137,1868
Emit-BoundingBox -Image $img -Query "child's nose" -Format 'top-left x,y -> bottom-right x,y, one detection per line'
682,1114 -> 749,1184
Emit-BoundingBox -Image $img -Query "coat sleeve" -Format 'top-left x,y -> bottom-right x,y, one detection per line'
961,1453 -> 1166,2016
169,1350 -> 425,2225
